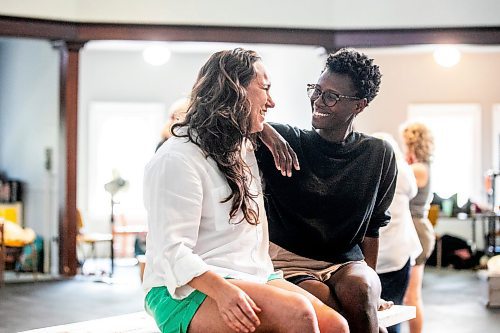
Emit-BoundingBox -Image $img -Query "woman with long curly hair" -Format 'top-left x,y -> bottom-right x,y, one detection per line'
142,48 -> 347,333
401,122 -> 435,333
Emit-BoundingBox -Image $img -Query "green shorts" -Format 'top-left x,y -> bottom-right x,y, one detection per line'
145,272 -> 282,333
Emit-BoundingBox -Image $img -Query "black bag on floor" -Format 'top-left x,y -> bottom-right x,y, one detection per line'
427,234 -> 479,269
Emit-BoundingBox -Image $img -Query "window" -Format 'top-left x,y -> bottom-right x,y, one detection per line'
407,104 -> 481,205
86,102 -> 165,227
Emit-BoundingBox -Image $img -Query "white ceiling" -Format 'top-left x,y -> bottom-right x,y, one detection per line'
84,40 -> 500,55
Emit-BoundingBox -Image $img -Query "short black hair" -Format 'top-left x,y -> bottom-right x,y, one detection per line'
325,48 -> 382,103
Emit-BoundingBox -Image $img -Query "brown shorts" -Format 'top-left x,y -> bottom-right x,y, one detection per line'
413,217 -> 436,265
269,242 -> 356,284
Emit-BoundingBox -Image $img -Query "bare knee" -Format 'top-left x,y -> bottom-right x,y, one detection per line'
321,312 -> 349,333
284,294 -> 318,332
343,274 -> 381,306
336,316 -> 350,333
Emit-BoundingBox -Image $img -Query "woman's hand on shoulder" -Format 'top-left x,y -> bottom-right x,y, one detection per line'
260,123 -> 300,177
213,281 -> 262,332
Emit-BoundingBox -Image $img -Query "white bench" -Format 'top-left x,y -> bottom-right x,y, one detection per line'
19,312 -> 159,333
19,306 -> 415,333
378,305 -> 416,327
477,269 -> 500,308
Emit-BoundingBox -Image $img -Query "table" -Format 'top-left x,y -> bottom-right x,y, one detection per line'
435,215 -> 480,253
109,224 -> 148,276
435,213 -> 499,256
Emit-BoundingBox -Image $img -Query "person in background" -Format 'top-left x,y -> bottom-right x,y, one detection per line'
135,98 -> 191,258
143,48 -> 348,333
256,48 -> 397,333
373,132 -> 423,333
401,122 -> 435,333
155,97 -> 190,152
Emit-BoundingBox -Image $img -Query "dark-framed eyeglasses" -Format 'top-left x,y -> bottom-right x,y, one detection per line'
306,84 -> 361,107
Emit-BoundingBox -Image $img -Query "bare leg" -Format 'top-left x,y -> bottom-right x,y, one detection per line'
189,279 -> 347,333
294,279 -> 340,310
322,262 -> 383,333
404,264 -> 424,333
267,278 -> 349,333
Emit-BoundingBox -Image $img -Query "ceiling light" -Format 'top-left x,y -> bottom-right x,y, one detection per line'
143,45 -> 171,66
433,46 -> 461,68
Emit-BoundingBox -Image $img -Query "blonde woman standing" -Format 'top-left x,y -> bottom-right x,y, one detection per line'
401,122 -> 435,333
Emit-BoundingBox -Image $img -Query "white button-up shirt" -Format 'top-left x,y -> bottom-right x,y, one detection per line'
377,157 -> 423,273
142,132 -> 274,299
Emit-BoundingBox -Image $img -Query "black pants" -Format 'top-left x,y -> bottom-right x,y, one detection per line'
378,258 -> 411,333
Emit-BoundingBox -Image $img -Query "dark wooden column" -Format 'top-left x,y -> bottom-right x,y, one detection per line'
55,40 -> 86,276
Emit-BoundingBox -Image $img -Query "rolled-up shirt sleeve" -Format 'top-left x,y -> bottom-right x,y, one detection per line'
143,151 -> 209,299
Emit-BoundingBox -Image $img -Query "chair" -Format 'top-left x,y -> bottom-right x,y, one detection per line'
76,210 -> 113,274
428,204 -> 442,268
0,222 -> 5,286
428,204 -> 440,227
0,219 -> 38,287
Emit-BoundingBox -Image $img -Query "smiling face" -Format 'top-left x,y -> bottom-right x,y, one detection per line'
246,61 -> 275,133
311,70 -> 364,132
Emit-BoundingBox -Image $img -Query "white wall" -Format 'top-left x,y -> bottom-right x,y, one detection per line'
0,0 -> 499,29
355,47 -> 500,197
0,38 -> 60,273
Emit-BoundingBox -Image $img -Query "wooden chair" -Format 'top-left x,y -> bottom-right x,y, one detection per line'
0,222 -> 5,286
428,203 -> 440,227
428,204 -> 443,268
0,220 -> 38,286
77,210 -> 147,276
76,210 -> 113,274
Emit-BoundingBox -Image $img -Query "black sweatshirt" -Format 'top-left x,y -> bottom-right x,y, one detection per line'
256,123 -> 397,264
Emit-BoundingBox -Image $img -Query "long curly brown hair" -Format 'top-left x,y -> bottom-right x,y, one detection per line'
172,48 -> 261,225
402,122 -> 434,163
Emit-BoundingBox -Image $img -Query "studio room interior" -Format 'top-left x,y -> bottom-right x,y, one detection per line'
1,1 -> 500,332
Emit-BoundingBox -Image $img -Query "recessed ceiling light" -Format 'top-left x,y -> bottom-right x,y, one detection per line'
143,45 -> 171,66
433,45 -> 461,68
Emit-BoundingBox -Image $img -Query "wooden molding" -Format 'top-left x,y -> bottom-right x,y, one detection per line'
1,15 -> 500,48
0,15 -> 76,40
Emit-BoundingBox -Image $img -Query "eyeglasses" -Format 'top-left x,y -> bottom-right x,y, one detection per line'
306,84 -> 361,107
